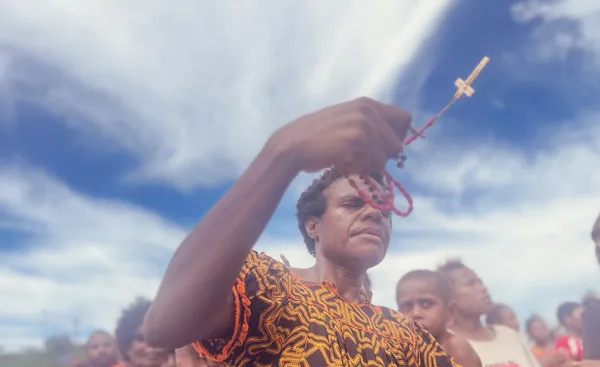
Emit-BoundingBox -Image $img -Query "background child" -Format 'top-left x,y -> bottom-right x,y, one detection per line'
396,269 -> 482,367
71,330 -> 121,367
555,302 -> 584,361
485,304 -> 520,332
437,259 -> 542,367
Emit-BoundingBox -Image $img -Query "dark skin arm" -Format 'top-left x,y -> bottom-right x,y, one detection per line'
144,139 -> 299,349
442,334 -> 483,367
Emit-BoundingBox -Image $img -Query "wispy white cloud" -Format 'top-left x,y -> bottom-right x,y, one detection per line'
271,107 -> 600,329
0,0 -> 458,351
511,0 -> 600,64
0,163 -> 186,351
2,113 -> 600,350
2,0 -> 600,354
0,0 -> 454,189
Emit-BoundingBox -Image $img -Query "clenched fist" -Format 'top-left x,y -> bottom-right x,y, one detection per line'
268,97 -> 412,175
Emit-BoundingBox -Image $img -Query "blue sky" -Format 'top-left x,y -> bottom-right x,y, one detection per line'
1,0 -> 599,351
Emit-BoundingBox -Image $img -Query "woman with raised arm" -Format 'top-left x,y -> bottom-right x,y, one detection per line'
144,97 -> 459,367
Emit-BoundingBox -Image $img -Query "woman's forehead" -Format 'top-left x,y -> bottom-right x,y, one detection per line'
326,175 -> 383,198
451,267 -> 478,282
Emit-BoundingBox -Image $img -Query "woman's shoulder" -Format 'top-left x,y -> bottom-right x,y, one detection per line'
491,324 -> 520,335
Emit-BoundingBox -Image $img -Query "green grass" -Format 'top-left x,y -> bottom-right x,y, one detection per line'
0,346 -> 84,367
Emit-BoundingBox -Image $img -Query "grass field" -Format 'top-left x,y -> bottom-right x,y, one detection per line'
0,346 -> 84,367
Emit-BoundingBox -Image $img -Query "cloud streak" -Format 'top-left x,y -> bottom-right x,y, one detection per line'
0,0 -> 455,189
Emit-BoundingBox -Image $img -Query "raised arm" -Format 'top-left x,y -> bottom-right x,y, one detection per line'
144,138 -> 299,348
143,97 -> 411,349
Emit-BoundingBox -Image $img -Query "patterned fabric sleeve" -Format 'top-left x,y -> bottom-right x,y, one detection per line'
192,251 -> 283,363
408,322 -> 461,367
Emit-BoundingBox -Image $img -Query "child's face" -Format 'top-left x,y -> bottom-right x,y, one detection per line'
448,267 -> 493,317
528,319 -> 551,343
565,306 -> 583,331
86,333 -> 118,367
396,278 -> 449,338
128,328 -> 173,367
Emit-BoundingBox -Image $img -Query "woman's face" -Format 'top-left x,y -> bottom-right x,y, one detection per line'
309,177 -> 391,270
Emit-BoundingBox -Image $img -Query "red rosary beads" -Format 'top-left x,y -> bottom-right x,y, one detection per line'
348,56 -> 490,217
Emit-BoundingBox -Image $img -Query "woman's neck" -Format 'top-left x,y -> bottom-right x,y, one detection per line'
451,312 -> 493,341
312,257 -> 366,303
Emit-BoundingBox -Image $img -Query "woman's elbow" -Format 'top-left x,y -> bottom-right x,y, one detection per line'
142,304 -> 187,349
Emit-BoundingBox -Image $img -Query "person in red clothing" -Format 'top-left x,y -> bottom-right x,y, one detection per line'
555,302 -> 584,361
525,315 -> 571,367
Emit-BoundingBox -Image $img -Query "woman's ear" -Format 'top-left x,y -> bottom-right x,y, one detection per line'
305,216 -> 320,242
445,300 -> 457,326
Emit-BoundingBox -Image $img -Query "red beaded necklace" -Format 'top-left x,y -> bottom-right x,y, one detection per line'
348,56 -> 490,217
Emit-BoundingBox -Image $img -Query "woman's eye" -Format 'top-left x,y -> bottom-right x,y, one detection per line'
345,199 -> 364,208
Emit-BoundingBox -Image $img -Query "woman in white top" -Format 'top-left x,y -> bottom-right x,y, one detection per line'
437,260 -> 561,367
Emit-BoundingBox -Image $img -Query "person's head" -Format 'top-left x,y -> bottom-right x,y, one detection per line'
556,301 -> 583,333
485,303 -> 519,331
296,169 -> 391,271
396,270 -> 453,338
85,330 -> 119,367
525,315 -> 553,344
437,259 -> 493,319
592,213 -> 600,265
115,297 -> 172,367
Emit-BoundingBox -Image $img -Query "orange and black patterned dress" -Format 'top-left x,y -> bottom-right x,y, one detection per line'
193,251 -> 459,367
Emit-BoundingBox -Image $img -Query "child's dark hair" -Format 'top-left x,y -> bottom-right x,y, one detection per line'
436,258 -> 469,290
556,301 -> 580,326
296,169 -> 385,256
85,330 -> 113,347
396,269 -> 453,305
115,297 -> 151,360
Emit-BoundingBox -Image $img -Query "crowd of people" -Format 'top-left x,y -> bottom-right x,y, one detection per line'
68,97 -> 599,367
69,260 -> 595,367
